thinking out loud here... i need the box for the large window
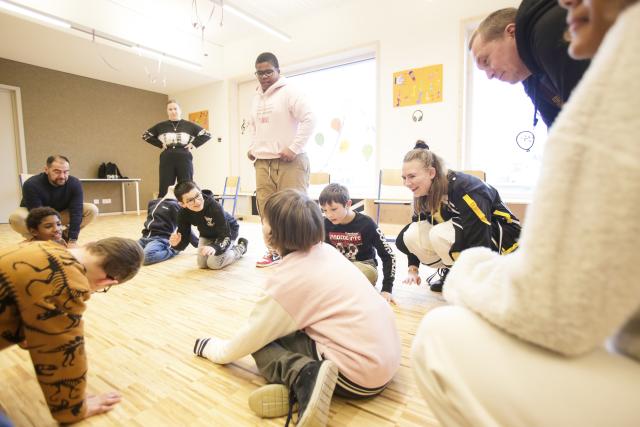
[464,26,548,201]
[288,58,377,197]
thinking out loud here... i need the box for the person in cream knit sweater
[411,1,640,426]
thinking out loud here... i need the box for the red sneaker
[255,252,281,268]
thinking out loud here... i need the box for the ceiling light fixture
[0,0,71,29]
[214,1,291,42]
[132,45,202,70]
[0,0,203,72]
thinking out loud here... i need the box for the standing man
[468,0,590,127]
[248,52,316,267]
[9,155,98,247]
[0,237,143,424]
[142,99,211,198]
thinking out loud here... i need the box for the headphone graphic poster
[412,109,423,123]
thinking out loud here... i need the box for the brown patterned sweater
[0,241,90,423]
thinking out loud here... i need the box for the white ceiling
[0,0,347,94]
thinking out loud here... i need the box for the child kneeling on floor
[170,181,248,270]
[193,189,401,427]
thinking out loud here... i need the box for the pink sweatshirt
[248,77,316,159]
[202,243,401,388]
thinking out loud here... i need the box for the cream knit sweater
[444,3,640,360]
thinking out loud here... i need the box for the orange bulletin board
[189,110,209,130]
[393,64,443,107]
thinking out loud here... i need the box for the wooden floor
[0,214,445,427]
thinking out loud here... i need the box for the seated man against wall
[9,155,98,247]
[0,237,143,424]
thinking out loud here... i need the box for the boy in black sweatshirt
[319,183,396,304]
[170,181,247,270]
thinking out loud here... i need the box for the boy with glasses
[248,52,316,268]
[170,181,248,270]
[0,237,143,423]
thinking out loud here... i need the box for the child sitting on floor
[25,207,66,246]
[319,183,397,304]
[193,189,401,427]
[170,181,248,270]
[138,185,198,265]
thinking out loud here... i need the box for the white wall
[173,0,518,196]
[169,81,231,193]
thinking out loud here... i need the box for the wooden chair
[218,176,241,217]
[463,170,486,181]
[373,169,412,225]
[308,172,331,202]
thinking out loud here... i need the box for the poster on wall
[189,110,210,130]
[393,64,443,107]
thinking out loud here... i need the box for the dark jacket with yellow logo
[0,242,90,424]
[407,171,521,267]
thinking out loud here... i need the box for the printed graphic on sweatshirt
[256,102,273,124]
[328,232,363,260]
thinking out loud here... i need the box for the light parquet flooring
[0,214,445,427]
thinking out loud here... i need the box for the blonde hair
[403,143,449,214]
[468,8,517,50]
[263,189,324,256]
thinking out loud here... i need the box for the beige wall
[0,57,167,214]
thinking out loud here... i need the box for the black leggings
[159,148,193,197]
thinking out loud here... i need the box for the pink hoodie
[248,77,316,159]
[202,243,401,388]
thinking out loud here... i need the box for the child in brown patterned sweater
[0,237,143,424]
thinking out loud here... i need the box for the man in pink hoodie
[248,52,316,268]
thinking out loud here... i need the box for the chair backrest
[375,169,412,226]
[462,170,486,182]
[309,172,330,186]
[377,169,409,200]
[308,172,331,201]
[19,173,34,186]
[224,176,240,193]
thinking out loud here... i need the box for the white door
[0,88,22,223]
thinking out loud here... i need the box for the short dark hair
[174,181,200,203]
[263,189,324,256]
[318,183,350,207]
[255,52,279,69]
[46,155,70,166]
[468,8,517,50]
[26,207,61,231]
[85,237,143,284]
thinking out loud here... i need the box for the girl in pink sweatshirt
[194,189,401,427]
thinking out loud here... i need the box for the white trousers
[411,306,640,427]
[403,220,455,268]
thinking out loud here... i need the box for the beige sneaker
[248,384,291,418]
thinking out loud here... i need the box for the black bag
[98,162,127,179]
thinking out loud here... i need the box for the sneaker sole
[255,261,279,268]
[296,360,338,427]
[248,384,290,418]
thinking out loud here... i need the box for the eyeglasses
[255,69,276,78]
[185,192,203,205]
[98,274,116,293]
